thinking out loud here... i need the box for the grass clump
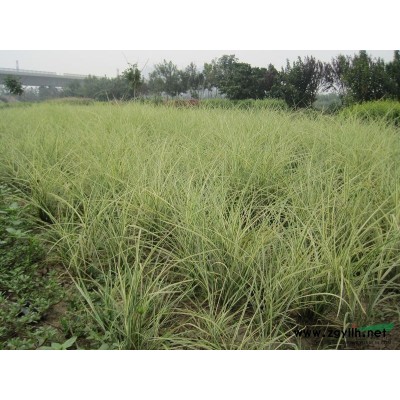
[200,98,288,111]
[45,97,96,106]
[0,102,399,349]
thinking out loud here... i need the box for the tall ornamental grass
[0,102,399,349]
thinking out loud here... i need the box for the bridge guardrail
[0,68,101,83]
[0,68,90,79]
[0,67,58,76]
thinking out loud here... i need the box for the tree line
[3,51,400,109]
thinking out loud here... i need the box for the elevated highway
[0,68,92,87]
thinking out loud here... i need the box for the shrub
[340,100,400,126]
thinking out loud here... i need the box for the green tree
[263,64,281,98]
[215,55,238,78]
[386,50,400,101]
[217,62,267,100]
[250,66,271,99]
[210,55,277,100]
[122,63,143,99]
[182,62,204,99]
[4,76,24,96]
[343,51,389,103]
[279,56,326,109]
[148,60,182,98]
[217,61,253,99]
[203,59,220,97]
[325,54,351,101]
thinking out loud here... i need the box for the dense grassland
[1,102,399,349]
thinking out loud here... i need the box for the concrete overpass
[0,67,92,87]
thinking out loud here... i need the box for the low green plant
[0,184,67,349]
[39,336,77,350]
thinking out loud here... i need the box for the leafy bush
[341,100,400,126]
[0,185,65,349]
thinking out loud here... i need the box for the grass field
[1,102,399,349]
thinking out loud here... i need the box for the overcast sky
[0,50,395,78]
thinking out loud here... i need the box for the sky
[2,2,396,79]
[0,50,395,78]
